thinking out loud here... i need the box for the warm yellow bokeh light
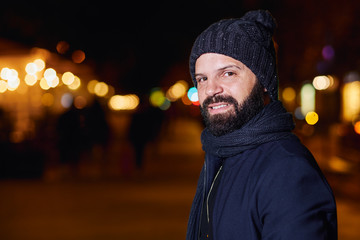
[87,80,98,94]
[25,74,38,86]
[2,68,19,82]
[109,94,139,110]
[0,80,7,93]
[68,76,81,90]
[25,62,38,75]
[313,75,330,90]
[47,76,59,88]
[44,68,57,82]
[33,59,45,71]
[342,81,360,122]
[282,87,296,102]
[301,83,316,116]
[305,111,319,125]
[166,80,188,101]
[40,77,50,90]
[94,82,109,97]
[7,77,20,90]
[62,72,75,85]
[0,68,10,80]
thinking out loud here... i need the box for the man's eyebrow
[194,73,205,78]
[217,64,242,71]
[194,64,242,78]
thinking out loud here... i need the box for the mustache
[202,95,238,108]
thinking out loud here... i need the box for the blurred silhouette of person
[83,99,110,176]
[128,99,164,170]
[56,104,86,178]
[0,108,13,178]
[186,10,337,240]
[84,99,110,148]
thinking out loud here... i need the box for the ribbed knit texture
[189,10,279,100]
[201,100,295,158]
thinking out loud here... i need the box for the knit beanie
[189,10,279,100]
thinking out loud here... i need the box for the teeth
[212,104,228,110]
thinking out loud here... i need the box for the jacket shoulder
[248,135,337,239]
[254,134,320,172]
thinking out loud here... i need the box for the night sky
[1,0,360,94]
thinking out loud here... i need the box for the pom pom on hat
[242,9,277,34]
[189,10,279,100]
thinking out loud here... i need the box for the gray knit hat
[189,10,279,100]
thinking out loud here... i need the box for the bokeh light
[25,74,38,86]
[68,76,81,90]
[354,121,360,135]
[187,87,199,105]
[61,93,73,108]
[40,77,50,90]
[0,80,7,93]
[166,80,188,101]
[56,41,70,54]
[33,59,45,71]
[25,62,38,75]
[282,87,296,102]
[94,82,109,97]
[301,83,315,116]
[44,68,57,87]
[74,96,87,109]
[87,80,98,94]
[62,72,75,85]
[108,94,139,110]
[313,75,333,90]
[322,45,335,61]
[305,111,319,125]
[7,77,20,90]
[72,50,86,63]
[150,88,166,108]
[342,81,360,122]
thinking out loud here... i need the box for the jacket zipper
[206,165,223,223]
[198,162,207,239]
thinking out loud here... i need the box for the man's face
[195,53,265,136]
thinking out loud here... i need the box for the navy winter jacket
[187,134,337,239]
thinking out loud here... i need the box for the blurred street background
[0,0,360,239]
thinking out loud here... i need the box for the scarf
[201,100,295,158]
[186,100,295,240]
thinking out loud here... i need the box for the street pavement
[0,118,359,240]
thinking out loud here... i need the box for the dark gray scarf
[201,100,295,158]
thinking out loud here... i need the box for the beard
[200,81,265,137]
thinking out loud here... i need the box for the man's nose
[205,78,223,96]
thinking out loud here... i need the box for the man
[186,10,337,240]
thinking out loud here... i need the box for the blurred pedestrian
[186,10,337,240]
[56,105,85,177]
[128,101,164,170]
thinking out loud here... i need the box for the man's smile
[208,102,232,114]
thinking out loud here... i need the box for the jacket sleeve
[254,155,337,240]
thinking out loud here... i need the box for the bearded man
[186,10,337,240]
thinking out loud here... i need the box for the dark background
[2,0,359,94]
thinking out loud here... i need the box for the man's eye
[197,77,207,83]
[224,72,234,77]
